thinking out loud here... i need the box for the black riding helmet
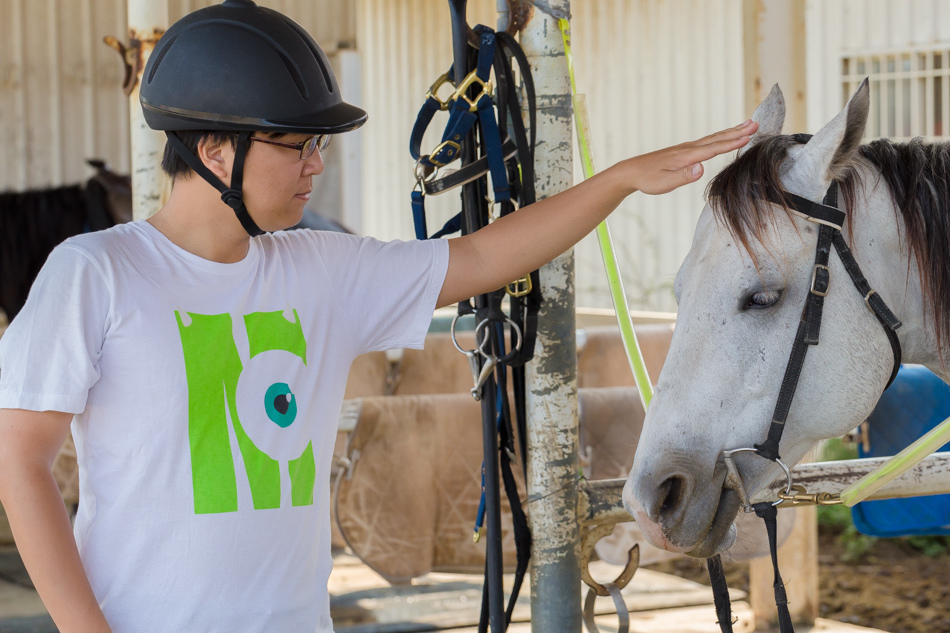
[140,0,367,236]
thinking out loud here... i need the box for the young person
[0,2,756,632]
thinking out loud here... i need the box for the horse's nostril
[658,475,687,516]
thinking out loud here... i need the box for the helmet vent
[278,52,308,99]
[313,52,333,94]
[286,22,334,94]
[146,34,178,84]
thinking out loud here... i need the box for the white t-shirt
[0,221,449,633]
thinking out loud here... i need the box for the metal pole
[496,0,510,31]
[520,3,581,632]
[127,0,168,220]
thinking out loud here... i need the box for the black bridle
[710,136,903,633]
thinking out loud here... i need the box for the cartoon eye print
[235,349,311,461]
[264,382,297,427]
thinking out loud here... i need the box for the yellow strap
[558,18,653,409]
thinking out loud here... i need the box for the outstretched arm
[0,409,113,633]
[437,120,757,308]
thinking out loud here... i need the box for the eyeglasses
[248,134,331,160]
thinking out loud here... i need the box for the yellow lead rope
[839,415,950,506]
[558,19,653,410]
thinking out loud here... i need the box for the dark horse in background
[0,161,350,320]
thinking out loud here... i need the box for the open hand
[627,120,758,195]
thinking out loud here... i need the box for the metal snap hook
[413,159,437,189]
[470,355,498,400]
[455,314,523,400]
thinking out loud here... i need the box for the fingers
[662,120,756,168]
[674,125,755,166]
[694,119,758,145]
[684,163,703,183]
[688,134,753,162]
[632,120,757,194]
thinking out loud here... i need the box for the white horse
[623,79,950,558]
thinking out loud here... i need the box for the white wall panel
[0,0,128,192]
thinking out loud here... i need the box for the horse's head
[623,80,906,558]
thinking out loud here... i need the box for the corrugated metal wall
[0,0,128,191]
[806,0,950,138]
[0,0,353,192]
[358,0,745,311]
[7,1,949,311]
[568,0,744,311]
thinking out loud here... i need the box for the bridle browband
[711,134,903,633]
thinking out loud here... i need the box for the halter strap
[754,185,839,462]
[713,181,904,633]
[830,230,903,388]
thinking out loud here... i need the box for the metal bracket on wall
[103,28,166,96]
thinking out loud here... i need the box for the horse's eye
[743,290,781,310]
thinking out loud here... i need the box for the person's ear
[197,136,234,183]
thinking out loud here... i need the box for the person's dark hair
[161,131,237,179]
[161,130,291,179]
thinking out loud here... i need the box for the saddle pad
[334,387,649,583]
[853,364,950,537]
[334,392,526,583]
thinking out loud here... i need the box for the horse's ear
[790,78,870,191]
[738,84,786,156]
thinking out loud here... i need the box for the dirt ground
[3,520,948,633]
[644,527,950,633]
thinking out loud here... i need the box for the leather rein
[709,135,903,633]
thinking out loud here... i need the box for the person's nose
[302,148,325,177]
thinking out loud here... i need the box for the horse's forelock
[708,133,950,362]
[705,135,801,260]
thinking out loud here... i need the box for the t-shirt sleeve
[322,234,449,355]
[0,244,110,414]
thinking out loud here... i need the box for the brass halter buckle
[425,72,456,111]
[506,275,533,298]
[452,69,494,111]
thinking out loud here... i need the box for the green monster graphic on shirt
[176,309,315,513]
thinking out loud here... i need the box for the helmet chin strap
[165,131,265,237]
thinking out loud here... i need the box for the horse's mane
[707,134,950,350]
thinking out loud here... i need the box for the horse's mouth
[684,487,741,559]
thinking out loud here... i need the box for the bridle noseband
[712,135,903,633]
